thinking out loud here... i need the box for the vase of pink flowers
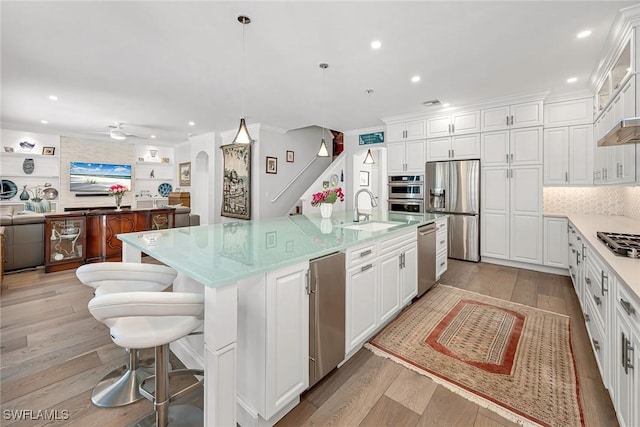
[311,187,345,219]
[108,184,128,211]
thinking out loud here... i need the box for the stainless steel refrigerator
[425,159,480,262]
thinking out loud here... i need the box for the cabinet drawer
[436,232,447,253]
[435,218,448,233]
[584,296,606,378]
[436,250,447,278]
[379,230,416,254]
[617,280,640,332]
[346,242,378,268]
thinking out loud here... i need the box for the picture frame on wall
[266,156,277,174]
[359,170,370,186]
[221,144,251,220]
[42,146,55,155]
[286,150,294,163]
[179,162,191,186]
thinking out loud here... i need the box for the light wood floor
[0,260,618,427]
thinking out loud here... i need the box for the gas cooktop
[597,232,640,258]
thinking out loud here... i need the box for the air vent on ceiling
[422,99,441,107]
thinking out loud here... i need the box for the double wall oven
[387,175,424,214]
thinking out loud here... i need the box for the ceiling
[1,1,637,145]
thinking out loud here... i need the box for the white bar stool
[89,292,204,427]
[77,262,178,407]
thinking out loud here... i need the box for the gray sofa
[174,206,200,228]
[1,206,45,271]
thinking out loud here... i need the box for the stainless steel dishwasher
[417,223,437,297]
[308,251,345,388]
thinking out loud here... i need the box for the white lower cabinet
[614,281,640,427]
[345,230,417,356]
[346,261,378,354]
[236,261,309,423]
[435,217,448,279]
[543,217,568,268]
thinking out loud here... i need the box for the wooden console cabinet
[45,208,175,271]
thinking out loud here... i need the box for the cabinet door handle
[585,277,591,285]
[506,153,509,163]
[593,295,601,306]
[622,333,627,371]
[506,116,510,126]
[305,269,311,295]
[439,261,446,267]
[568,243,573,247]
[565,172,568,182]
[510,153,514,163]
[601,271,608,295]
[584,313,590,322]
[360,249,372,257]
[511,115,515,125]
[399,254,403,268]
[440,240,446,245]
[451,124,455,134]
[582,244,586,260]
[451,149,454,158]
[361,264,373,272]
[592,339,600,352]
[620,298,636,316]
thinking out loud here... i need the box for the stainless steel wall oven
[387,175,424,214]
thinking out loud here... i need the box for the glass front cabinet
[45,214,87,272]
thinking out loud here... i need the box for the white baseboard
[481,257,569,276]
[170,338,205,370]
[237,396,299,427]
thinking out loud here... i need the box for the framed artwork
[179,162,191,186]
[266,156,277,174]
[265,231,277,249]
[221,144,251,219]
[286,150,294,162]
[42,146,55,155]
[359,170,370,186]
[358,131,384,145]
[161,157,170,163]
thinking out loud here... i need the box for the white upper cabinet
[543,125,593,185]
[544,98,593,127]
[388,140,425,174]
[481,127,543,167]
[481,100,543,132]
[426,111,481,138]
[426,133,480,161]
[386,119,426,142]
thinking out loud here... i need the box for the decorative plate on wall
[0,179,18,199]
[42,188,59,200]
[157,182,173,197]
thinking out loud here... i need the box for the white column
[121,242,141,262]
[204,282,238,426]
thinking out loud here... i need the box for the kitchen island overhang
[117,211,445,426]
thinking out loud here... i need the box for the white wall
[186,132,216,224]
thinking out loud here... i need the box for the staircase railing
[270,156,318,203]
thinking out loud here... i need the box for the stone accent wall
[623,186,640,220]
[60,137,135,209]
[543,186,624,215]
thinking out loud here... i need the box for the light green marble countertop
[117,211,446,287]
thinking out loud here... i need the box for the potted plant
[311,187,345,218]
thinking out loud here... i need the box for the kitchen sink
[341,222,400,232]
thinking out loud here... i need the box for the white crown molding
[381,90,549,125]
[343,125,385,137]
[544,89,593,104]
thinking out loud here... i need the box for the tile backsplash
[543,187,624,215]
[623,186,640,220]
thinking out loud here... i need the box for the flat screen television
[70,162,132,193]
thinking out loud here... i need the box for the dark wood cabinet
[45,208,175,270]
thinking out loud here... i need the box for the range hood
[597,117,640,146]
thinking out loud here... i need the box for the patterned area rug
[366,285,584,427]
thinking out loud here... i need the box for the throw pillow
[25,200,51,213]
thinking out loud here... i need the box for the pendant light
[232,15,254,144]
[363,89,375,164]
[317,63,330,157]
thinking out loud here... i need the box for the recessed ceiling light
[577,30,592,39]
[40,120,48,124]
[150,135,156,139]
[442,103,450,108]
[411,75,421,83]
[567,77,578,83]
[371,40,382,49]
[188,121,195,126]
[48,95,58,101]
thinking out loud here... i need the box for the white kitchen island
[117,211,444,426]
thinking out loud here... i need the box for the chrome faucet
[353,189,378,222]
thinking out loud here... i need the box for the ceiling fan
[87,123,148,141]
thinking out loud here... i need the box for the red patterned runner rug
[365,285,584,427]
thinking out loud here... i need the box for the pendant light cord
[321,66,325,141]
[241,20,246,118]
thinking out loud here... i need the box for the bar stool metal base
[131,404,203,427]
[92,364,152,407]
